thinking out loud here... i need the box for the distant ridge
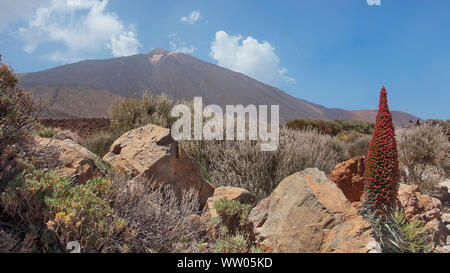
[18,48,419,126]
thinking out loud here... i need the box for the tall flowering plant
[362,86,400,217]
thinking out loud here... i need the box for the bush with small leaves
[214,198,252,234]
[209,198,258,253]
[81,131,116,158]
[213,233,248,253]
[1,169,133,253]
[109,92,177,137]
[286,118,374,136]
[34,122,55,138]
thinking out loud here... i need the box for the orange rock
[328,156,366,202]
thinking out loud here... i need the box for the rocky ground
[329,157,450,253]
[16,121,449,253]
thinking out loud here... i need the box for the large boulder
[103,124,215,207]
[32,136,103,184]
[397,183,446,248]
[328,156,365,202]
[248,168,375,253]
[204,186,256,218]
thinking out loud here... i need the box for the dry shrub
[344,135,371,160]
[336,130,366,142]
[111,174,204,253]
[0,223,36,253]
[182,127,341,200]
[0,228,20,253]
[109,92,177,137]
[396,123,449,194]
[81,131,115,158]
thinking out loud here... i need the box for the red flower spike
[363,86,400,216]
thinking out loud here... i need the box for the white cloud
[210,31,295,85]
[181,10,201,24]
[0,0,50,29]
[16,0,141,62]
[168,33,196,54]
[169,41,196,54]
[108,31,141,57]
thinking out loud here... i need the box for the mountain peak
[18,51,419,126]
[146,48,170,56]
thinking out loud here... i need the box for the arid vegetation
[286,118,374,136]
[0,55,39,188]
[182,128,342,200]
[1,58,449,253]
[396,123,449,195]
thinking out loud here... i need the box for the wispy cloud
[181,10,201,24]
[0,0,50,30]
[169,33,196,54]
[210,30,295,85]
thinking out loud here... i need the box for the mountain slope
[18,48,419,126]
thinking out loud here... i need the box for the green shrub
[0,169,132,253]
[209,198,257,253]
[34,122,55,138]
[214,233,248,253]
[81,131,115,158]
[286,118,374,136]
[93,157,113,175]
[285,119,334,135]
[214,198,252,234]
[109,92,177,137]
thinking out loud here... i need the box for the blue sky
[0,0,449,119]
